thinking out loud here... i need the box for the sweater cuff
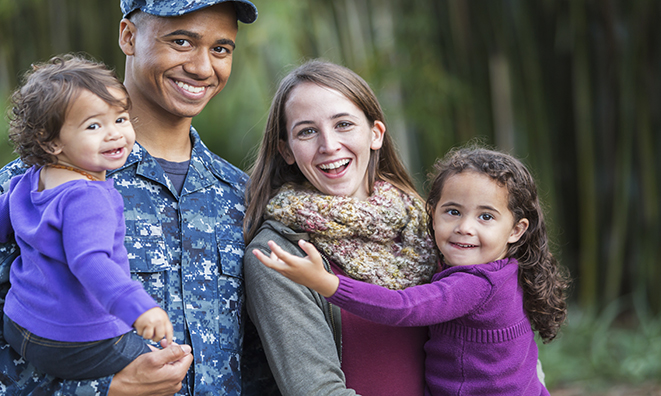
[327,275,357,305]
[110,284,160,327]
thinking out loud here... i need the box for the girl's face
[279,82,385,200]
[433,171,529,267]
[50,88,136,180]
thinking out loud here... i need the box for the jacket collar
[109,127,246,194]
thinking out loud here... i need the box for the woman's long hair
[425,146,570,342]
[244,59,416,243]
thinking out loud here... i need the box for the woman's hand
[253,239,340,297]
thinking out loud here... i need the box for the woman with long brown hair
[243,59,438,395]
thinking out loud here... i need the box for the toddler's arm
[253,239,340,298]
[133,307,173,346]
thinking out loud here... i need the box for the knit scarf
[265,181,438,289]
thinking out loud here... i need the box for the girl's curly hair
[7,53,130,167]
[426,145,570,343]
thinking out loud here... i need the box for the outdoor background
[1,0,660,394]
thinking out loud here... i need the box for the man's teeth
[176,81,205,94]
[319,159,349,170]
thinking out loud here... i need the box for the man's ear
[508,218,529,244]
[278,140,296,165]
[118,18,137,56]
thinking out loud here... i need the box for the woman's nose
[318,131,341,153]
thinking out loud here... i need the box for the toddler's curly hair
[7,53,130,167]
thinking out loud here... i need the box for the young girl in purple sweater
[0,55,174,380]
[254,146,570,395]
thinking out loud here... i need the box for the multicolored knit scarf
[265,181,438,290]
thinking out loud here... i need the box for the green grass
[539,297,661,392]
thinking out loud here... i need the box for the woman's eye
[336,121,352,129]
[297,128,316,138]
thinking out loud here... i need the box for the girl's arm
[259,240,493,327]
[253,239,339,297]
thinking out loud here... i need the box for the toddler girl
[254,146,569,395]
[0,54,173,380]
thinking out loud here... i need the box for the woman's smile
[280,82,385,200]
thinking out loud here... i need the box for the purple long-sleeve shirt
[328,257,549,396]
[0,166,157,342]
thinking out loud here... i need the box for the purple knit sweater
[328,257,549,395]
[0,166,157,342]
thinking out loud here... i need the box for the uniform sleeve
[60,185,157,327]
[328,271,492,327]
[244,228,358,396]
[0,176,20,243]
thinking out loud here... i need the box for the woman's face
[279,82,385,200]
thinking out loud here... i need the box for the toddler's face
[49,88,135,180]
[433,171,528,266]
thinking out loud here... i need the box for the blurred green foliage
[1,0,660,318]
[539,297,661,390]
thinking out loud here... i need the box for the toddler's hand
[253,239,340,297]
[134,307,174,346]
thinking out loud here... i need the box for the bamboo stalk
[570,0,599,308]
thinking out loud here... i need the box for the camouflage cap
[120,0,257,23]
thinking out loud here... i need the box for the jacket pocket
[215,224,245,280]
[125,229,171,306]
[125,235,170,272]
[214,224,245,352]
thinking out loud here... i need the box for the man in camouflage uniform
[0,0,258,394]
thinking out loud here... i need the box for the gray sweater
[244,220,353,396]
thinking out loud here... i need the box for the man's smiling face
[123,3,238,120]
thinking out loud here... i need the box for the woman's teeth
[319,159,349,171]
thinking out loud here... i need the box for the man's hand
[108,341,193,396]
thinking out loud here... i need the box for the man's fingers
[153,342,192,365]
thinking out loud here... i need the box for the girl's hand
[134,307,174,346]
[253,239,340,297]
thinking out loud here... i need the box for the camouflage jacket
[0,128,249,395]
